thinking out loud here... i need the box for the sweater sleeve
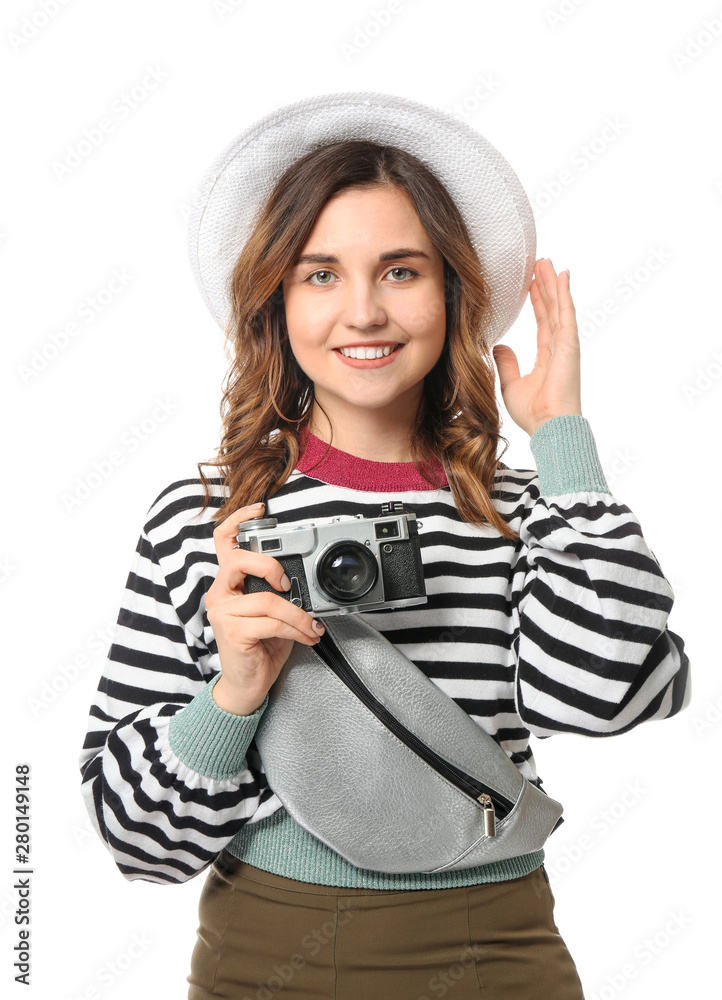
[78,496,273,885]
[512,415,691,739]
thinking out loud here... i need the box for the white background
[1,1,719,997]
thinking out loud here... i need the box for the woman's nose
[340,277,387,328]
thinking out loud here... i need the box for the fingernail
[248,502,264,510]
[312,619,325,633]
[281,573,291,590]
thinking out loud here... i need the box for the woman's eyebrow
[292,248,431,269]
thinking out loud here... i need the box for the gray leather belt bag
[253,613,564,874]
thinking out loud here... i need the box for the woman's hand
[205,503,325,715]
[491,257,583,437]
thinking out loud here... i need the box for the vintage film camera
[236,501,427,615]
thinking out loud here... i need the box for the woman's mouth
[333,343,404,369]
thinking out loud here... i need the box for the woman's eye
[388,266,414,281]
[307,270,335,285]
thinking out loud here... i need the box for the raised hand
[491,257,583,437]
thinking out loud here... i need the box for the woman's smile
[332,342,405,368]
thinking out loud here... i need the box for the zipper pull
[478,794,497,837]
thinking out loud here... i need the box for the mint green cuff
[167,673,270,780]
[529,415,610,497]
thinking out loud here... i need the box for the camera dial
[237,517,278,531]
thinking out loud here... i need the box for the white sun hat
[186,90,536,347]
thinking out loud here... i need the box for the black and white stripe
[79,466,691,883]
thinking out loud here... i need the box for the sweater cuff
[167,673,270,780]
[529,415,611,497]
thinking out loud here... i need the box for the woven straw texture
[186,90,536,347]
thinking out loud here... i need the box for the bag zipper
[313,629,515,833]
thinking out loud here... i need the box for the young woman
[79,92,690,999]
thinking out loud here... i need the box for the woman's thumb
[492,344,518,391]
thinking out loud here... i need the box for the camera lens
[316,542,377,603]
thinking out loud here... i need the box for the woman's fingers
[208,500,323,633]
[215,542,290,598]
[557,268,576,339]
[209,589,322,644]
[529,262,553,365]
[530,258,575,359]
[210,502,295,610]
[213,503,265,564]
[535,258,559,329]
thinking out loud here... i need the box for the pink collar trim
[296,425,448,491]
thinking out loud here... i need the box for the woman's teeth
[338,344,398,359]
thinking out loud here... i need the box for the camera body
[236,501,427,616]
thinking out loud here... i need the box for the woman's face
[280,183,446,444]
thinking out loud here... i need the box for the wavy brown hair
[195,139,520,541]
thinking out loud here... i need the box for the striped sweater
[78,414,691,888]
